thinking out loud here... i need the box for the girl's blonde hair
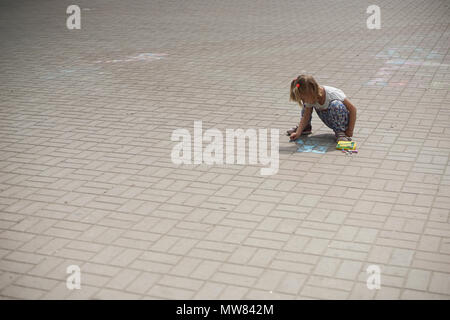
[289,75,320,106]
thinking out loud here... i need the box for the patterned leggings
[302,100,349,133]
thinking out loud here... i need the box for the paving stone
[429,272,450,295]
[336,261,363,280]
[405,269,432,291]
[313,257,341,277]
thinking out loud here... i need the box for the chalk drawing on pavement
[291,137,335,154]
[41,65,102,80]
[95,53,168,64]
[366,47,448,87]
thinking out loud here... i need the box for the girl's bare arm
[296,106,313,135]
[343,98,357,137]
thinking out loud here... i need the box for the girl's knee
[328,100,349,118]
[329,100,346,111]
[327,101,349,130]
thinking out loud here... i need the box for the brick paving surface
[0,0,449,299]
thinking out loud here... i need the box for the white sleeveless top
[304,85,346,111]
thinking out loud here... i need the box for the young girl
[287,75,357,142]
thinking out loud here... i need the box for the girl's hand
[290,132,300,141]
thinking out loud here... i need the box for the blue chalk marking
[302,145,315,152]
[387,59,406,65]
[312,146,328,154]
[291,137,332,154]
